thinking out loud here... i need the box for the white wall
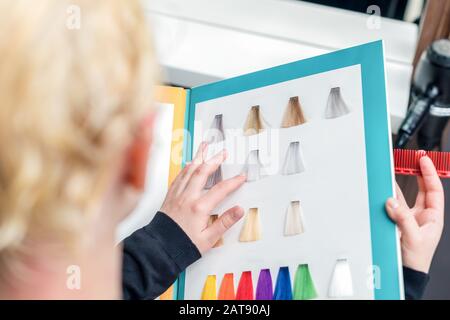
[143,0,418,133]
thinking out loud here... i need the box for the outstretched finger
[204,206,244,247]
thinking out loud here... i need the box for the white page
[185,65,374,299]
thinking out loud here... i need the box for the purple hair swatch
[256,269,273,300]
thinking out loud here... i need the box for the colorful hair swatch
[201,275,217,300]
[281,96,307,128]
[284,200,305,236]
[218,273,235,300]
[244,105,266,136]
[206,114,225,144]
[236,271,254,300]
[239,208,261,242]
[328,258,354,298]
[256,269,273,300]
[324,87,351,119]
[273,266,293,300]
[205,166,223,190]
[293,264,318,300]
[207,215,224,248]
[281,141,305,175]
[242,149,265,182]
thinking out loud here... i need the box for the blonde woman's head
[0,0,157,287]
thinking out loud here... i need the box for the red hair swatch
[218,273,235,300]
[236,271,254,300]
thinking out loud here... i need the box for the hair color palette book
[124,41,403,300]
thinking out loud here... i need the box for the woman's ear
[125,113,156,191]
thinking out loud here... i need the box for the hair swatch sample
[273,266,293,300]
[159,283,176,300]
[284,200,305,236]
[206,114,225,144]
[239,208,261,242]
[201,275,217,300]
[207,215,224,248]
[328,258,354,298]
[293,264,318,300]
[281,141,306,175]
[205,166,223,190]
[281,96,307,128]
[244,105,266,136]
[256,269,273,300]
[324,87,351,119]
[218,273,235,300]
[236,271,254,300]
[242,149,266,182]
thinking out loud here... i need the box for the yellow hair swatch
[201,275,217,300]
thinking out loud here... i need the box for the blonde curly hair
[0,0,157,274]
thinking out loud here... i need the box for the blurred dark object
[395,39,450,150]
[301,0,408,20]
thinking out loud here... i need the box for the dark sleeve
[403,266,430,300]
[122,211,201,300]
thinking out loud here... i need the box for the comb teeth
[394,149,450,178]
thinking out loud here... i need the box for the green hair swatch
[293,264,318,300]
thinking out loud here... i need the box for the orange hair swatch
[218,273,235,300]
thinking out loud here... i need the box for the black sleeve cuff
[403,266,430,300]
[143,211,201,271]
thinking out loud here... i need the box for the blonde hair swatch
[242,150,265,182]
[244,105,266,136]
[205,166,223,190]
[207,215,224,248]
[328,258,354,298]
[239,208,261,242]
[206,114,225,144]
[284,201,305,236]
[281,96,307,128]
[324,87,351,119]
[281,141,306,175]
[201,275,217,300]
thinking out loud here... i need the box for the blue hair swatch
[273,266,293,300]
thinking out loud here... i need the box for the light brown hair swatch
[243,105,266,136]
[208,214,224,248]
[281,96,307,128]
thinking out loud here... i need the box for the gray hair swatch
[281,141,305,175]
[242,149,266,182]
[205,166,223,189]
[206,114,225,144]
[324,87,351,119]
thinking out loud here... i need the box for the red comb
[393,149,450,178]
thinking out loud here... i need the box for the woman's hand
[161,142,246,254]
[386,155,444,273]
